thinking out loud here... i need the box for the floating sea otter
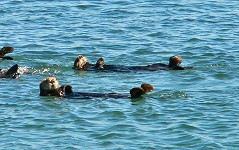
[0,46,21,78]
[0,64,20,78]
[0,46,14,60]
[73,55,192,72]
[40,76,154,99]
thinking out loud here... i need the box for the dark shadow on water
[130,97,146,105]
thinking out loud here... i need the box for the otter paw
[130,87,145,98]
[96,57,105,70]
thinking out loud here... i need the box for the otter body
[73,55,192,72]
[0,47,21,78]
[64,91,130,99]
[0,64,20,78]
[40,77,154,99]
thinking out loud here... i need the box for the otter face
[141,83,154,93]
[74,55,88,69]
[96,57,105,70]
[169,55,182,68]
[40,76,60,96]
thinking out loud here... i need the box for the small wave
[160,91,192,99]
[147,32,164,37]
[76,4,97,10]
[18,66,30,74]
[186,38,204,42]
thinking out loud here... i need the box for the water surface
[0,0,239,149]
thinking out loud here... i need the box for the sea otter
[39,76,64,97]
[0,46,25,78]
[0,64,20,78]
[40,76,154,99]
[73,55,192,72]
[0,46,14,60]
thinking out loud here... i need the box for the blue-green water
[1,0,239,149]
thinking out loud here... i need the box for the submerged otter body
[65,91,131,99]
[40,77,154,99]
[73,55,192,72]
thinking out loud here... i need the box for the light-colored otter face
[169,55,182,67]
[141,83,154,93]
[40,76,59,92]
[74,55,88,69]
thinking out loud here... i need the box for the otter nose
[49,80,55,84]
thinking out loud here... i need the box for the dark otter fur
[0,47,14,60]
[40,77,154,99]
[73,55,192,72]
[0,64,20,78]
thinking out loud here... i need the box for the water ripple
[0,0,239,149]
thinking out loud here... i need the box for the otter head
[74,55,89,70]
[141,83,154,94]
[40,76,60,96]
[96,57,105,70]
[130,83,154,98]
[169,55,182,68]
[0,46,14,57]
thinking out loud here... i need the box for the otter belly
[65,92,130,99]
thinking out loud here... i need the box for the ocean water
[0,0,239,149]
